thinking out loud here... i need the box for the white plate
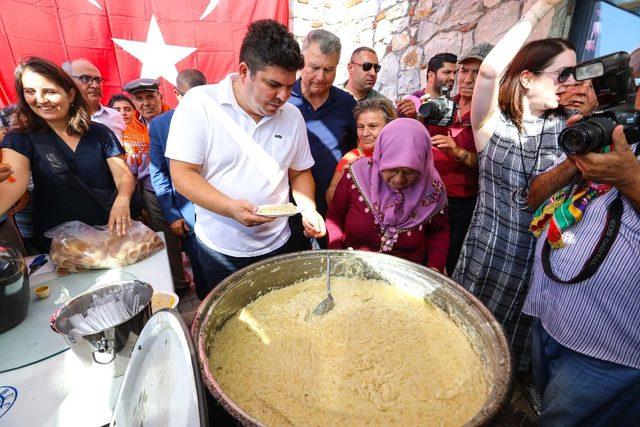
[255,203,301,218]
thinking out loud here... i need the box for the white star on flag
[87,0,102,9]
[112,15,196,85]
[200,0,220,20]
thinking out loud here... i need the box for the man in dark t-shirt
[287,29,357,249]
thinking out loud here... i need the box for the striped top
[523,145,640,369]
[452,112,566,372]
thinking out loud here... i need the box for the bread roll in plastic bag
[45,221,165,275]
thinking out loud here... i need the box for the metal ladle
[312,253,334,316]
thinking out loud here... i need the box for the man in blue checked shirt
[524,123,640,426]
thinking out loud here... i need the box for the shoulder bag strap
[194,91,285,193]
[28,132,112,214]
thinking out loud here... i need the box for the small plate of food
[151,291,179,313]
[255,202,301,218]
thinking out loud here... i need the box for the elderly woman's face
[381,167,421,191]
[357,110,387,153]
[21,70,75,125]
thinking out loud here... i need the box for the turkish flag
[0,0,289,107]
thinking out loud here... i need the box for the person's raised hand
[396,99,417,119]
[572,125,640,188]
[541,0,563,7]
[230,199,275,227]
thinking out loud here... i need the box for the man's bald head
[176,69,207,96]
[62,58,103,113]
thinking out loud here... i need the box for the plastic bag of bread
[45,220,165,275]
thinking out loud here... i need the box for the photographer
[523,124,640,425]
[408,52,457,111]
[524,49,640,423]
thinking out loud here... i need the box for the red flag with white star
[0,0,289,107]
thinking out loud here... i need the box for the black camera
[558,51,640,155]
[418,85,458,126]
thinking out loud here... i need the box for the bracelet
[529,3,549,23]
[455,149,470,163]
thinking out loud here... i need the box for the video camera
[418,85,458,127]
[558,51,640,155]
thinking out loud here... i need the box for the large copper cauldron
[192,250,513,425]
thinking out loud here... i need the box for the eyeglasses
[536,66,575,83]
[351,62,381,73]
[72,74,103,85]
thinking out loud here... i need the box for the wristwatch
[455,149,470,163]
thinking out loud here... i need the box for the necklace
[511,117,547,210]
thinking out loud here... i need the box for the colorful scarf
[530,180,612,248]
[350,118,447,252]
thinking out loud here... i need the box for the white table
[0,234,174,426]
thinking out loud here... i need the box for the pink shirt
[326,172,450,271]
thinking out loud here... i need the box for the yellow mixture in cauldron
[209,277,488,426]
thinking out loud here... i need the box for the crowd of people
[0,0,639,423]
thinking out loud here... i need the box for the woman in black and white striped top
[451,0,576,372]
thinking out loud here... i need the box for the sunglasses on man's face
[352,62,382,73]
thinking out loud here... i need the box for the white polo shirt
[92,104,125,142]
[165,73,314,257]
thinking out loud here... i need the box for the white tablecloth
[0,233,174,427]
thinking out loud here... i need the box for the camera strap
[541,143,640,284]
[541,193,622,284]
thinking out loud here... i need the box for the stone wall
[290,0,574,100]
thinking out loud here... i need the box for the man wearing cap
[62,59,125,141]
[421,44,492,274]
[123,78,190,293]
[166,20,325,292]
[343,47,389,102]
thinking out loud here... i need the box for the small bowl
[151,291,179,313]
[34,285,50,299]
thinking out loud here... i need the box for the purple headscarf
[349,118,446,252]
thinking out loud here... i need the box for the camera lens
[418,100,444,121]
[559,126,592,155]
[559,117,615,155]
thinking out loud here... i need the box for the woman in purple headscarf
[326,118,450,271]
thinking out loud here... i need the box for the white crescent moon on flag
[199,0,220,20]
[87,0,102,9]
[87,0,219,20]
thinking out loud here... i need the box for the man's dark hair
[176,69,207,93]
[427,52,458,76]
[239,19,304,73]
[350,46,376,63]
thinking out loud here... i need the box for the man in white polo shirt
[166,20,325,292]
